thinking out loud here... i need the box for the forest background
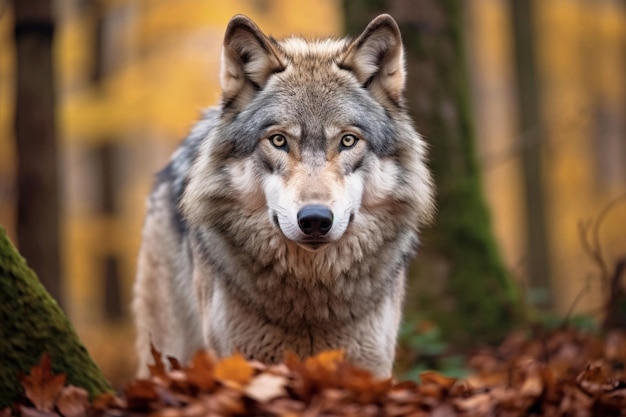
[0,0,625,387]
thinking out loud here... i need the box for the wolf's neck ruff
[133,14,435,378]
[192,222,412,326]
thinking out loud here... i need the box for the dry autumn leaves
[7,329,626,417]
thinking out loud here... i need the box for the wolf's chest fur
[192,220,410,325]
[133,14,434,378]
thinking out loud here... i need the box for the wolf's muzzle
[297,205,333,236]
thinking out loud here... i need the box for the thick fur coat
[133,14,435,378]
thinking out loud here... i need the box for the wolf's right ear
[220,15,285,111]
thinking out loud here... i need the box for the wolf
[133,13,435,378]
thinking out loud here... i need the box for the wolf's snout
[297,205,333,236]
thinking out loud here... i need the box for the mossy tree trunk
[344,0,522,345]
[0,227,111,408]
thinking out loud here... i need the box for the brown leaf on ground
[55,386,88,417]
[203,387,246,415]
[148,343,167,378]
[124,379,160,411]
[305,349,344,373]
[18,405,59,417]
[420,371,457,390]
[167,356,182,371]
[91,392,126,411]
[185,351,216,392]
[213,353,253,388]
[20,354,67,413]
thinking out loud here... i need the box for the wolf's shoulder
[147,108,220,234]
[155,108,220,192]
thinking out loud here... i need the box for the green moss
[0,226,111,408]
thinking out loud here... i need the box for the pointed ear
[340,14,405,106]
[220,15,285,111]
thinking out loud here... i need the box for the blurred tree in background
[10,0,62,307]
[345,0,522,345]
[510,0,553,311]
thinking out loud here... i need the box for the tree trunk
[0,227,111,408]
[12,0,62,306]
[510,0,553,311]
[344,0,522,344]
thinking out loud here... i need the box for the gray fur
[133,14,435,378]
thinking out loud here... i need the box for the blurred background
[1,0,625,386]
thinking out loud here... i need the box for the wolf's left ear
[220,15,285,111]
[340,14,405,106]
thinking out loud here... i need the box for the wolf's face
[183,15,434,254]
[258,115,367,251]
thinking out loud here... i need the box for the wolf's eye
[340,134,358,149]
[269,134,288,150]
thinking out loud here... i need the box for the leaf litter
[8,328,626,416]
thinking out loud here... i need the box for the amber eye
[269,134,288,150]
[340,134,358,149]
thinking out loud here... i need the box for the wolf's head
[183,15,434,255]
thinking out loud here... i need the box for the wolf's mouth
[297,240,329,251]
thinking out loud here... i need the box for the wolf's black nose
[297,205,333,236]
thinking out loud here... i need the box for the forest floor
[11,326,626,417]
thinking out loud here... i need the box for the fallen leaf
[18,406,58,417]
[453,391,493,414]
[338,365,391,403]
[167,356,182,371]
[604,330,626,363]
[430,403,456,417]
[152,407,184,417]
[261,398,305,416]
[91,392,126,410]
[384,402,421,417]
[56,386,89,417]
[203,388,245,414]
[20,354,67,412]
[213,354,253,388]
[178,400,207,417]
[518,360,544,397]
[244,373,288,402]
[125,379,160,411]
[305,350,344,373]
[148,343,167,378]
[420,371,457,390]
[186,351,216,392]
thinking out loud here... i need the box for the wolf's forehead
[278,37,349,60]
[276,37,351,80]
[270,43,357,106]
